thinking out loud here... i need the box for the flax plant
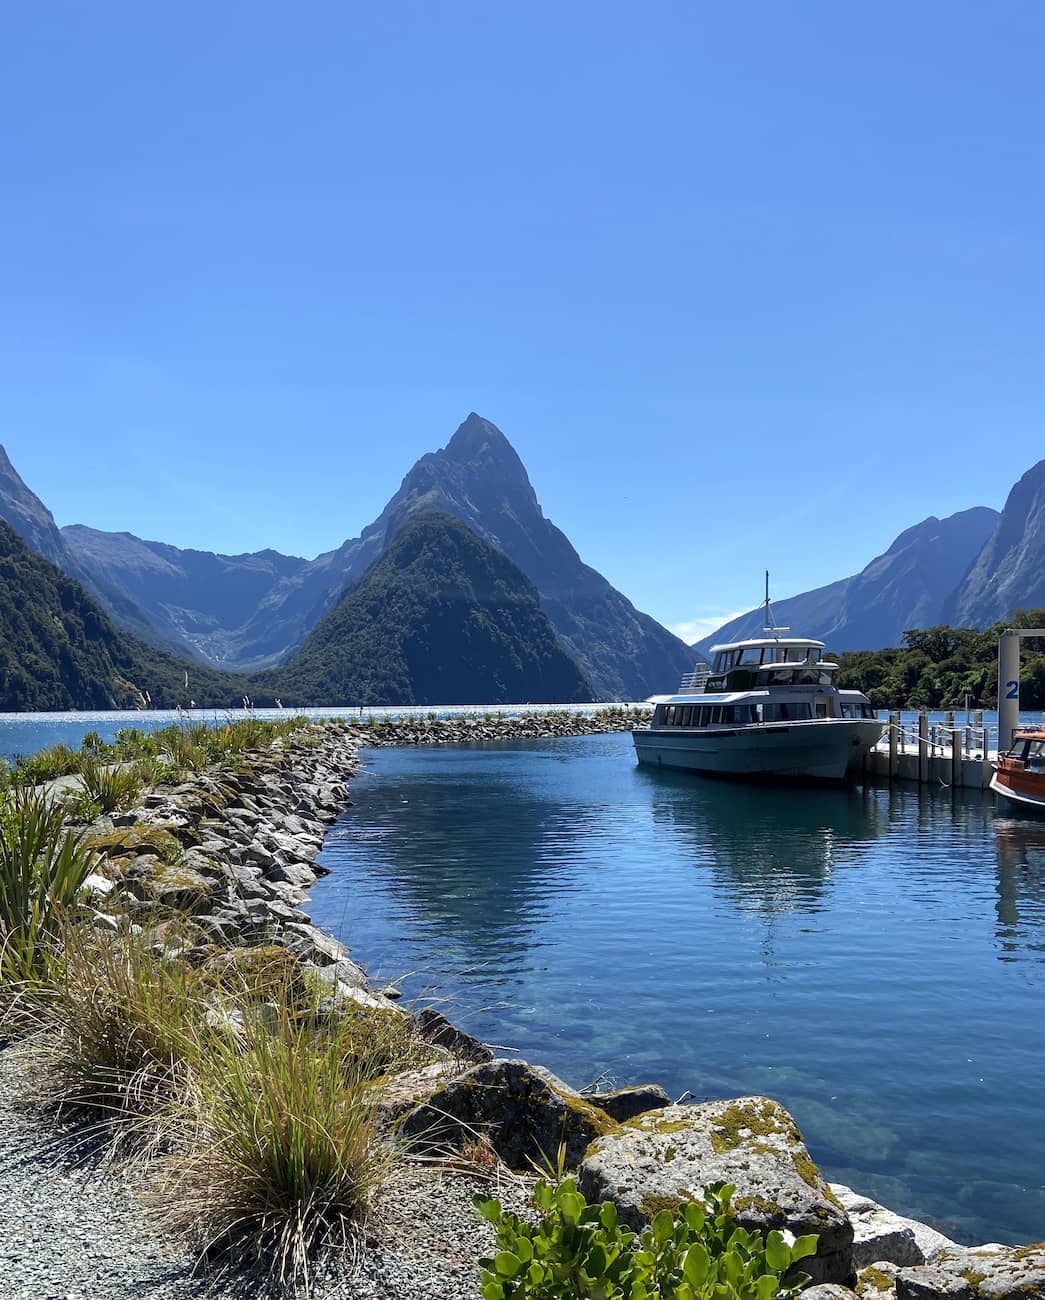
[77,755,145,813]
[0,788,99,1015]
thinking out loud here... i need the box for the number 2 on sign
[1006,680,1019,700]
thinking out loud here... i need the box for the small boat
[990,728,1045,814]
[632,577,884,781]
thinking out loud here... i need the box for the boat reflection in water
[638,762,885,918]
[993,816,1045,962]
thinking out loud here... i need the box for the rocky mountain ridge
[11,414,693,699]
[696,505,1002,654]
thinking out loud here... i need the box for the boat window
[815,699,830,719]
[764,702,813,722]
[733,704,754,724]
[1025,740,1045,771]
[680,706,692,726]
[739,647,762,665]
[709,706,721,724]
[862,703,876,718]
[840,702,854,719]
[665,705,676,725]
[720,706,734,724]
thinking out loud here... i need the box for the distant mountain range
[0,415,693,703]
[696,458,1045,654]
[6,415,1045,711]
[0,510,592,711]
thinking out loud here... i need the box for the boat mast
[763,570,788,639]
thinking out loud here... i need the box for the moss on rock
[87,825,184,864]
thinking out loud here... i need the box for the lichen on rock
[578,1095,854,1286]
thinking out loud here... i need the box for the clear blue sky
[2,1,1043,641]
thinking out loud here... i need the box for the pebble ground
[0,1045,534,1300]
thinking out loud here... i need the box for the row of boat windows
[711,645,823,673]
[660,700,876,728]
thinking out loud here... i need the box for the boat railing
[678,668,710,694]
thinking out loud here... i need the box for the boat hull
[632,719,884,781]
[989,773,1045,815]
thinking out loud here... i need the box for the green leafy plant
[0,787,99,1010]
[77,756,144,814]
[474,1178,817,1300]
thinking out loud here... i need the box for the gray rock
[79,872,114,898]
[90,910,120,933]
[831,1185,956,1267]
[805,1288,860,1300]
[578,1096,853,1286]
[415,1007,493,1064]
[897,1246,1045,1300]
[399,1057,620,1170]
[592,1083,672,1123]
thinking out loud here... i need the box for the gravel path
[0,1043,534,1300]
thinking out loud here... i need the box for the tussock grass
[152,997,395,1294]
[12,741,83,786]
[26,923,209,1140]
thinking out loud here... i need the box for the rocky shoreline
[3,713,1043,1300]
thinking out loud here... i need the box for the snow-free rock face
[577,1096,854,1286]
[895,1244,1045,1300]
[945,459,1045,628]
[56,414,693,696]
[696,507,1000,656]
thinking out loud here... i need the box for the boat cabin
[704,638,837,694]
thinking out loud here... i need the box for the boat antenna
[763,570,789,638]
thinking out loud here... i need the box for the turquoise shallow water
[309,732,1045,1247]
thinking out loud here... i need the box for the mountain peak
[445,412,515,459]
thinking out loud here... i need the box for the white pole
[998,630,1021,755]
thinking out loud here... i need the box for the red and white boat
[990,727,1045,814]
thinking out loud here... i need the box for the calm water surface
[310,733,1045,1247]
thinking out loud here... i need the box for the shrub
[474,1179,817,1300]
[12,742,83,786]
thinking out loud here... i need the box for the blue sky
[2,1,1043,641]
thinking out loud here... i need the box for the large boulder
[832,1184,957,1268]
[896,1245,1045,1300]
[578,1096,854,1286]
[398,1057,621,1169]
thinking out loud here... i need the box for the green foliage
[835,608,1045,709]
[0,519,263,710]
[474,1178,816,1300]
[0,787,99,1006]
[12,742,83,786]
[77,756,144,813]
[151,994,394,1293]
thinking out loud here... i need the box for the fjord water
[311,732,1045,1247]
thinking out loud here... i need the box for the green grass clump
[13,742,83,786]
[77,755,145,814]
[153,999,393,1293]
[26,922,209,1136]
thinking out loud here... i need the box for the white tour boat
[633,592,883,780]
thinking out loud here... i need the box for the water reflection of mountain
[638,767,884,915]
[319,747,598,966]
[993,817,1045,961]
